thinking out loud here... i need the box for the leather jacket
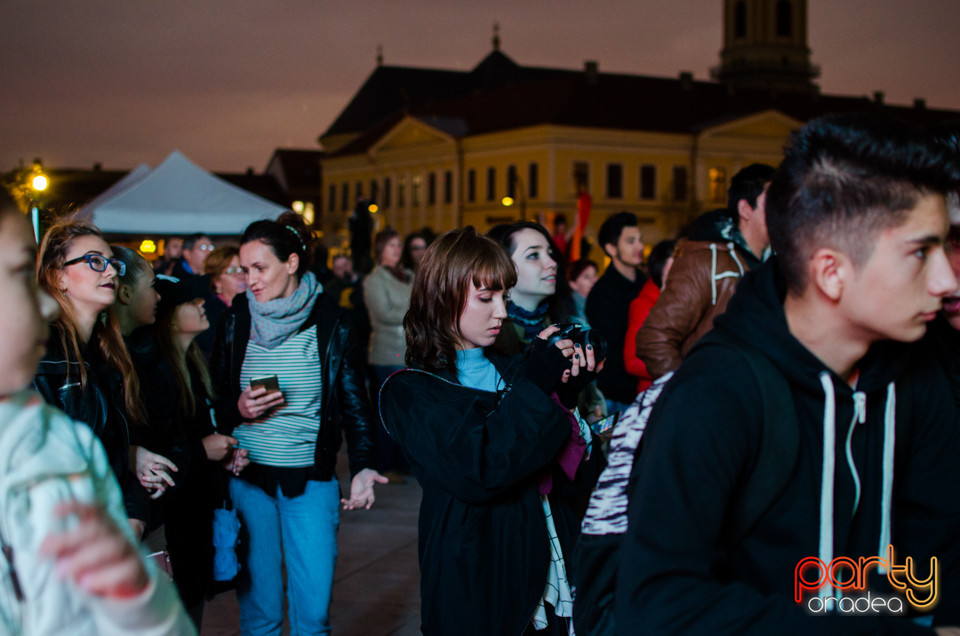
[209,291,376,480]
[32,325,148,522]
[636,238,751,379]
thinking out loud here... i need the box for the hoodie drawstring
[845,392,867,516]
[818,376,898,602]
[878,382,896,574]
[817,373,837,601]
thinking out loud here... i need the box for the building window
[776,0,792,37]
[444,170,453,204]
[467,169,476,202]
[486,167,496,202]
[709,167,727,202]
[328,185,336,214]
[606,164,623,199]
[341,183,349,211]
[734,1,747,39]
[383,177,391,208]
[528,163,539,199]
[428,172,436,205]
[506,165,518,198]
[355,181,363,203]
[573,162,590,194]
[370,180,379,203]
[640,165,656,200]
[672,166,688,201]
[412,175,421,207]
[398,178,406,207]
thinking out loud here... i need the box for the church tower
[712,0,819,93]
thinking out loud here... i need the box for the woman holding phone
[210,212,384,635]
[379,227,597,635]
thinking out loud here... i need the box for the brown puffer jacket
[635,238,750,379]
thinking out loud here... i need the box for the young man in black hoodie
[616,114,960,634]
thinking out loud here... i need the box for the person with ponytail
[34,221,153,539]
[210,211,385,635]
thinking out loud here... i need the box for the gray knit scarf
[248,271,321,349]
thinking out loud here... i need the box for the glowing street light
[31,174,48,191]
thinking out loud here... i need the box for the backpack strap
[694,328,800,546]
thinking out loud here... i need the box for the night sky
[3,0,959,173]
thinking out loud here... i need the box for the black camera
[546,323,607,362]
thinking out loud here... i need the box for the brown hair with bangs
[404,226,517,378]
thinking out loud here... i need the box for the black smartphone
[249,374,280,394]
[590,412,620,436]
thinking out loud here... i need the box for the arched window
[776,0,792,37]
[734,1,747,39]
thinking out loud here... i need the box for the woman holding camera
[210,212,384,636]
[379,227,597,635]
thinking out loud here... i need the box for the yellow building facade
[320,110,798,250]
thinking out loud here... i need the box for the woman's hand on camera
[238,385,285,420]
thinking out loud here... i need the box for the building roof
[265,148,324,194]
[324,49,960,157]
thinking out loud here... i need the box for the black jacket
[379,353,579,636]
[585,266,646,404]
[209,290,376,482]
[32,324,150,523]
[127,326,217,605]
[616,260,960,634]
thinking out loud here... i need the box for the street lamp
[26,161,47,242]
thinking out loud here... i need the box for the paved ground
[200,458,422,636]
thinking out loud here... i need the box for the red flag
[571,191,591,261]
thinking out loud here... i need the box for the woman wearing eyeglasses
[34,221,153,540]
[203,246,246,339]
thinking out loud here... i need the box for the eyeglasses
[63,254,126,277]
[223,266,244,276]
[197,244,215,252]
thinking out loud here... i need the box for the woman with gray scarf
[210,212,385,636]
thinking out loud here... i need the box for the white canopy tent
[76,151,286,235]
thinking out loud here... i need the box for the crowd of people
[3,112,960,636]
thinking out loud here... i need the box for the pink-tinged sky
[2,0,958,174]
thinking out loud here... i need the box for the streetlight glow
[368,203,379,213]
[31,175,48,191]
[502,196,515,207]
[139,240,157,254]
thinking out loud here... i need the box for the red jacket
[623,279,660,393]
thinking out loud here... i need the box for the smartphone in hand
[249,374,280,394]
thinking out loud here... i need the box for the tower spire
[376,44,383,66]
[492,22,500,51]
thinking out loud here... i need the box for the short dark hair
[240,211,313,278]
[767,114,960,293]
[647,239,677,289]
[598,211,638,256]
[182,233,211,251]
[568,258,597,283]
[727,163,776,213]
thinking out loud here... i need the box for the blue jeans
[230,477,341,636]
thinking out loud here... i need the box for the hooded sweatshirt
[616,259,960,634]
